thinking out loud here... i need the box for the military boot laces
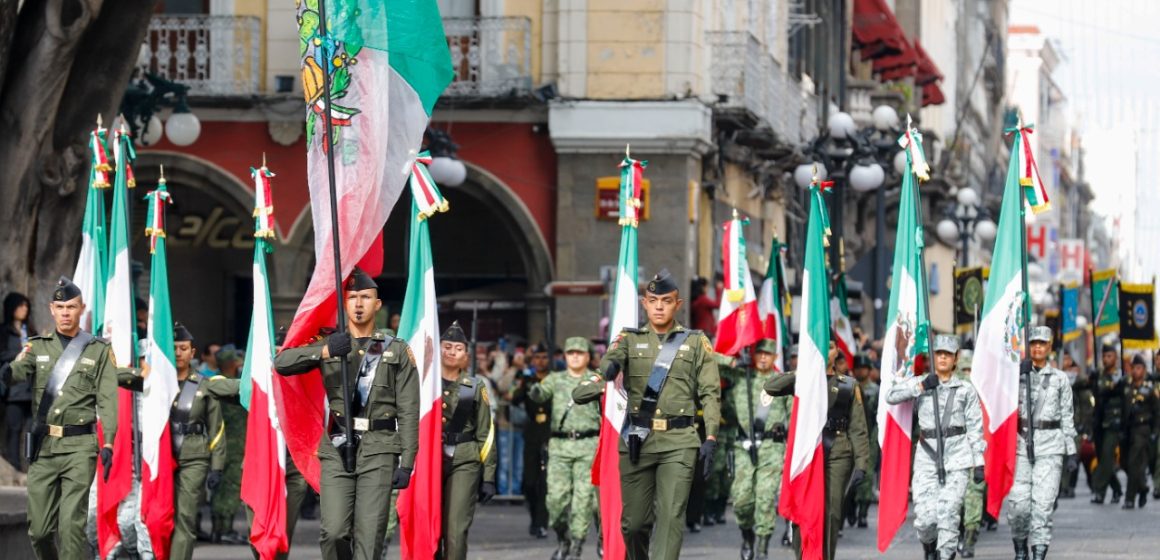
[755,534,771,560]
[1014,538,1030,560]
[922,540,937,560]
[740,528,756,560]
[1031,544,1049,560]
[960,529,977,558]
[566,538,584,560]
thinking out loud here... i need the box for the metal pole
[960,220,970,268]
[873,183,886,339]
[317,0,355,473]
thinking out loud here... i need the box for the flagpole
[1015,124,1035,463]
[316,0,355,472]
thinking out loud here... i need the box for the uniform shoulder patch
[404,344,416,364]
[480,384,490,405]
[700,336,714,354]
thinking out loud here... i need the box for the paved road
[188,472,1159,559]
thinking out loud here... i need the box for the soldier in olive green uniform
[211,344,248,544]
[1062,351,1093,498]
[703,357,736,527]
[572,270,721,560]
[438,322,498,560]
[849,353,878,530]
[1122,354,1159,510]
[274,268,419,560]
[730,339,790,560]
[764,343,870,560]
[529,337,602,560]
[9,277,119,559]
[1091,343,1126,504]
[513,344,552,538]
[169,323,227,560]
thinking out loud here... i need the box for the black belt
[552,430,600,440]
[739,428,786,444]
[35,422,96,438]
[921,426,966,439]
[328,412,398,434]
[442,432,474,445]
[629,415,695,432]
[1019,419,1060,431]
[824,417,850,433]
[171,422,206,436]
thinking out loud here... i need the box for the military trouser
[1125,429,1153,502]
[962,477,985,530]
[855,428,879,506]
[171,457,210,560]
[523,437,549,530]
[440,457,481,560]
[212,456,244,535]
[1092,430,1122,497]
[318,446,399,560]
[27,450,96,560]
[546,442,598,540]
[703,435,732,518]
[912,457,969,558]
[1152,433,1160,492]
[619,447,696,560]
[730,442,784,536]
[1007,454,1062,546]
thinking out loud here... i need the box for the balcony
[708,31,819,147]
[442,16,532,98]
[138,16,261,97]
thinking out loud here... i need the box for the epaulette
[372,330,388,341]
[460,377,474,387]
[27,333,47,342]
[623,327,646,335]
[190,373,201,382]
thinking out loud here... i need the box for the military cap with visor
[564,336,590,353]
[1029,326,1053,343]
[933,334,961,354]
[754,339,779,355]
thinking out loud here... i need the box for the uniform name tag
[354,418,370,431]
[36,355,49,362]
[80,358,96,366]
[635,343,650,349]
[679,345,690,351]
[385,351,394,358]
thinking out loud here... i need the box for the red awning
[922,82,946,107]
[853,0,908,60]
[914,41,944,86]
[873,38,917,80]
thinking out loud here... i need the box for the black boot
[922,540,937,560]
[596,525,604,559]
[1031,544,1048,560]
[704,513,716,527]
[961,528,977,558]
[1090,492,1105,504]
[552,527,569,560]
[857,502,869,528]
[1111,489,1122,504]
[755,534,770,560]
[1014,538,1029,560]
[780,524,791,547]
[566,538,584,560]
[1139,490,1148,508]
[941,552,956,560]
[740,529,755,560]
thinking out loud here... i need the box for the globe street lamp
[120,72,202,147]
[936,187,997,267]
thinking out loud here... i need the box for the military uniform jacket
[886,375,986,469]
[9,331,119,455]
[1094,371,1127,431]
[1124,381,1160,437]
[441,372,497,482]
[274,331,420,468]
[529,371,602,458]
[514,373,553,442]
[173,373,227,470]
[860,379,880,434]
[579,323,721,453]
[731,369,790,448]
[1017,364,1077,457]
[765,372,871,472]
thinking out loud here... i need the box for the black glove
[698,439,717,479]
[99,447,114,482]
[973,466,985,484]
[1020,359,1033,375]
[921,373,940,391]
[770,423,787,441]
[326,332,353,358]
[391,467,412,490]
[478,481,497,504]
[602,361,621,381]
[207,470,223,490]
[1066,454,1079,473]
[849,468,866,489]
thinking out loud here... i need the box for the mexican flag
[239,164,289,559]
[715,213,764,356]
[139,179,179,559]
[96,123,137,558]
[973,124,1037,517]
[396,158,449,560]
[758,236,791,371]
[876,124,931,551]
[280,0,454,489]
[74,122,110,333]
[591,155,646,560]
[779,180,832,559]
[830,272,857,369]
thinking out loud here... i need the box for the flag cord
[316,0,356,472]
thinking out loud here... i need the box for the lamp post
[936,187,998,267]
[119,72,202,147]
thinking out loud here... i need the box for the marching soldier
[9,277,119,559]
[512,344,552,539]
[169,322,227,560]
[210,344,247,544]
[438,322,498,560]
[729,339,790,560]
[1061,351,1093,498]
[1008,327,1077,560]
[1122,354,1159,510]
[885,335,985,560]
[274,268,420,560]
[954,350,984,558]
[528,337,602,560]
[849,353,878,530]
[765,342,870,560]
[573,269,721,560]
[1091,343,1126,504]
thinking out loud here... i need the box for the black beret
[343,267,378,292]
[174,322,194,342]
[442,321,468,344]
[1101,343,1116,354]
[646,268,679,295]
[52,276,82,302]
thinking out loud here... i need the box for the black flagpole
[316,0,355,473]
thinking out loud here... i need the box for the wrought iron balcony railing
[442,16,533,98]
[138,15,261,97]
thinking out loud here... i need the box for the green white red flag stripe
[830,273,857,369]
[1014,123,1050,214]
[75,122,110,334]
[715,212,764,355]
[758,236,790,371]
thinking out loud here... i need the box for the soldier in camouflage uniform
[1122,354,1159,510]
[954,350,984,558]
[849,353,878,530]
[1007,327,1078,560]
[1091,343,1126,504]
[211,344,248,544]
[529,337,602,560]
[885,334,985,560]
[730,339,789,560]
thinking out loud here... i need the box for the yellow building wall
[585,0,665,98]
[503,0,545,87]
[236,0,268,93]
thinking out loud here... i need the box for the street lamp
[425,127,467,187]
[936,187,997,267]
[120,72,202,146]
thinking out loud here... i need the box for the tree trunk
[0,0,160,317]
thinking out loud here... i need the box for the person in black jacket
[0,292,34,470]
